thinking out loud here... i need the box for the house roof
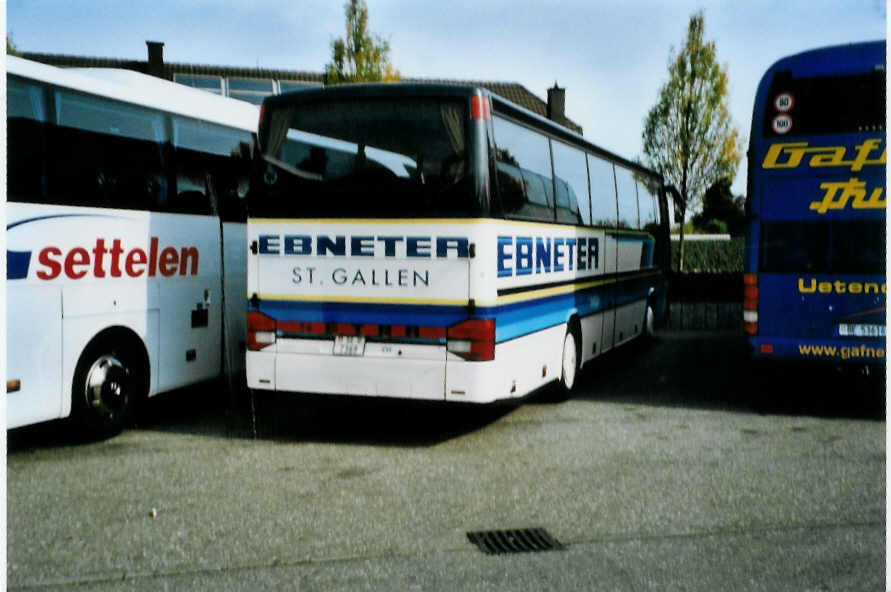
[20,50,583,134]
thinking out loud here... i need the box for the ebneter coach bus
[744,41,885,370]
[246,84,670,403]
[7,57,257,436]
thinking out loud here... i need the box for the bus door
[150,212,222,391]
[168,117,254,388]
[600,232,618,353]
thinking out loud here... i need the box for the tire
[71,338,143,439]
[558,327,580,394]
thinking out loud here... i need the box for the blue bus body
[745,41,885,368]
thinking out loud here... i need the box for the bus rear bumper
[247,350,447,401]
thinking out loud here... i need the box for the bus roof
[749,40,885,148]
[7,55,259,133]
[263,82,662,183]
[761,40,885,80]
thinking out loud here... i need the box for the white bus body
[246,86,669,404]
[247,218,657,403]
[6,57,258,435]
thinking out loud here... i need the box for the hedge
[670,237,744,273]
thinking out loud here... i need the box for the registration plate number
[333,336,366,356]
[838,323,885,338]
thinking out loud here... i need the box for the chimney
[146,41,165,78]
[547,82,566,126]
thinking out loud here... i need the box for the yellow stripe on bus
[493,270,660,306]
[255,293,470,306]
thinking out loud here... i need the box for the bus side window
[492,115,554,222]
[615,166,639,230]
[50,90,167,211]
[551,140,588,225]
[495,159,526,213]
[588,154,617,229]
[172,117,253,219]
[7,77,48,203]
[637,178,660,233]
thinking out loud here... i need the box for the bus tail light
[447,318,495,361]
[247,311,276,351]
[743,273,758,335]
[471,95,492,120]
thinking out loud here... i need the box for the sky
[5,0,887,197]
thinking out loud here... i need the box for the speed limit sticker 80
[774,93,794,112]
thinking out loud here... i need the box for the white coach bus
[246,84,671,403]
[6,56,257,436]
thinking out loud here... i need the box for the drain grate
[466,528,564,555]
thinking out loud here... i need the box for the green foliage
[325,0,400,84]
[7,35,20,55]
[692,178,745,236]
[642,11,742,271]
[670,238,744,273]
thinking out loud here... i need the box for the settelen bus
[744,41,885,370]
[246,84,670,403]
[7,57,257,436]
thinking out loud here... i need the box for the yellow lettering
[851,187,885,210]
[762,142,808,169]
[811,178,862,213]
[798,278,884,295]
[763,139,884,172]
[851,138,884,171]
[808,146,851,168]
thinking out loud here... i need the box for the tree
[692,178,745,236]
[7,35,20,55]
[642,11,741,271]
[325,0,399,84]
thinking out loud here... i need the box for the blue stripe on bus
[253,275,654,344]
[7,251,31,280]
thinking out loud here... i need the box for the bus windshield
[252,98,479,218]
[763,69,885,137]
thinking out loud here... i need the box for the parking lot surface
[8,331,885,591]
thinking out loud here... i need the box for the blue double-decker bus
[744,41,885,372]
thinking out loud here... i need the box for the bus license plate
[333,336,366,356]
[838,324,885,338]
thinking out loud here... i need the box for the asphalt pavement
[7,331,885,591]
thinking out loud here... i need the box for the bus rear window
[251,99,479,218]
[760,220,885,274]
[763,69,885,137]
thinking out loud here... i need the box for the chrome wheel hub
[84,355,129,419]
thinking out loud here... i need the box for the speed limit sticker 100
[772,114,793,135]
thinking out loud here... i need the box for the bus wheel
[558,328,580,394]
[72,340,141,439]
